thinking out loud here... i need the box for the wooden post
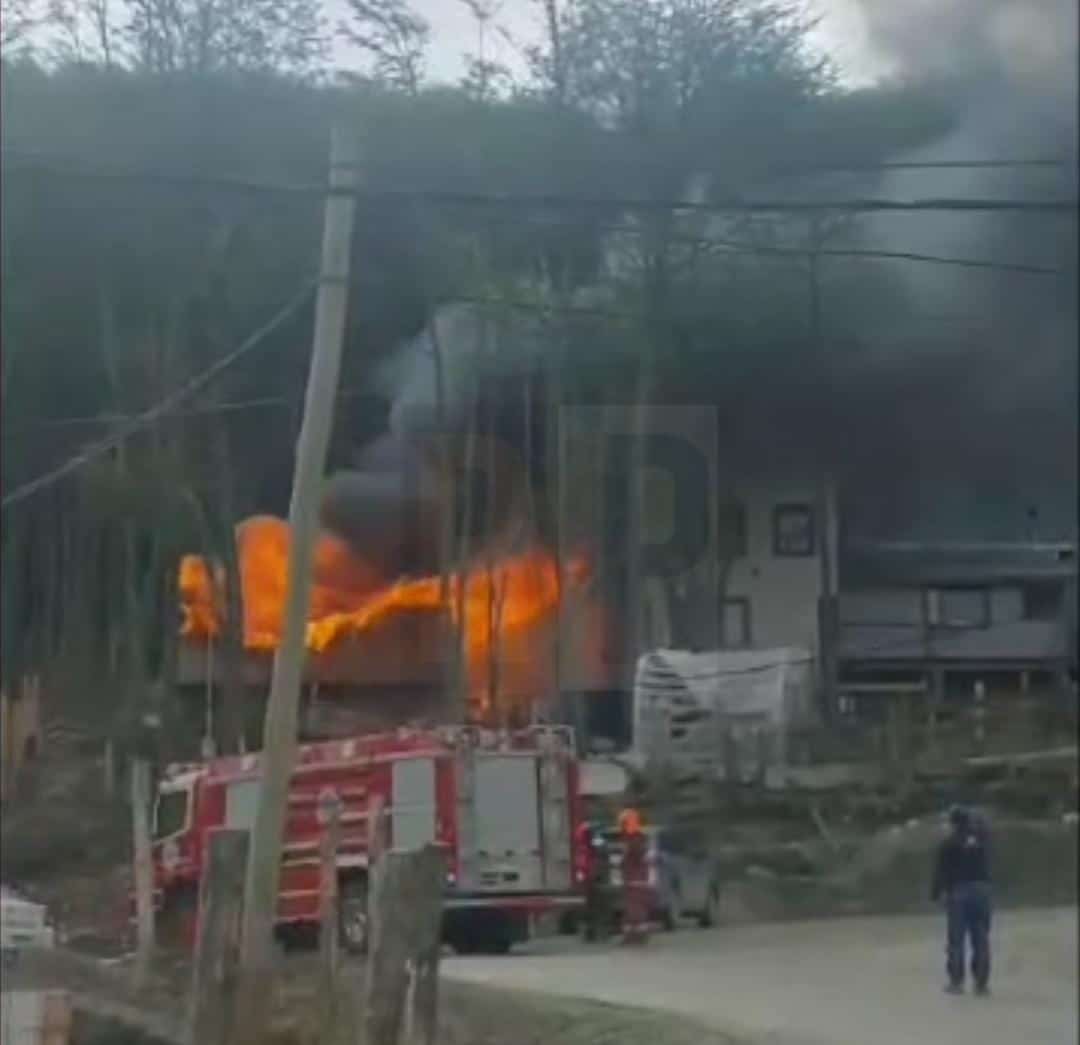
[368,793,387,863]
[190,830,250,1045]
[362,845,443,1045]
[927,667,944,761]
[130,758,155,989]
[886,697,901,765]
[411,935,441,1045]
[755,727,769,790]
[317,789,343,1041]
[2,690,13,800]
[721,725,739,786]
[103,738,115,800]
[900,691,914,790]
[238,126,360,983]
[973,678,987,755]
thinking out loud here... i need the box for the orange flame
[179,516,606,719]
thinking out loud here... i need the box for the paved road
[444,907,1078,1045]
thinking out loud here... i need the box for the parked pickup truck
[601,826,720,931]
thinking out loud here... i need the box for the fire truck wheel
[456,929,512,955]
[449,915,514,955]
[661,887,681,931]
[339,877,369,955]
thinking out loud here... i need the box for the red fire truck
[150,725,587,955]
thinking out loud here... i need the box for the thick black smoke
[325,2,1078,550]
[840,0,1078,540]
[320,304,543,567]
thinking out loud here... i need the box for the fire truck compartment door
[470,755,543,892]
[539,754,572,891]
[225,779,261,831]
[391,757,437,851]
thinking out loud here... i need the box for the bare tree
[41,0,326,74]
[1,0,42,53]
[339,0,429,93]
[44,0,120,64]
[458,0,510,101]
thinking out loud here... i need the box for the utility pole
[236,127,360,991]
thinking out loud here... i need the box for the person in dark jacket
[931,805,992,995]
[578,822,613,942]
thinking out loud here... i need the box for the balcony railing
[820,595,1071,666]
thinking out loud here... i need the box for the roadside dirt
[441,983,739,1045]
[713,815,1078,925]
[12,946,738,1045]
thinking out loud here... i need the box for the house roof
[842,541,1078,586]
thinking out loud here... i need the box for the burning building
[176,514,612,748]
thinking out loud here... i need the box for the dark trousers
[945,882,992,989]
[583,878,611,941]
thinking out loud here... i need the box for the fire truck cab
[151,725,586,955]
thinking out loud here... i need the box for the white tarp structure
[578,758,630,798]
[632,647,816,781]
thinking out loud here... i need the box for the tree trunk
[625,353,653,680]
[541,0,565,105]
[212,419,248,754]
[547,292,571,728]
[124,517,148,716]
[455,394,480,719]
[429,310,464,723]
[484,387,502,721]
[627,216,672,671]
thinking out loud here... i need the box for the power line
[534,216,1065,275]
[0,281,316,512]
[3,152,1076,215]
[7,149,1070,181]
[394,189,1079,216]
[767,158,1072,174]
[2,153,1070,278]
[24,388,369,428]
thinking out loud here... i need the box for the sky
[330,0,886,87]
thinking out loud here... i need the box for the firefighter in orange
[617,803,649,944]
[577,820,613,942]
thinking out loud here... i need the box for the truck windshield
[154,789,189,840]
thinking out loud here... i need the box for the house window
[717,501,747,559]
[1022,581,1062,620]
[720,598,752,648]
[772,503,815,557]
[926,588,990,629]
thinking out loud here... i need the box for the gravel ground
[444,907,1078,1045]
[9,904,1073,1044]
